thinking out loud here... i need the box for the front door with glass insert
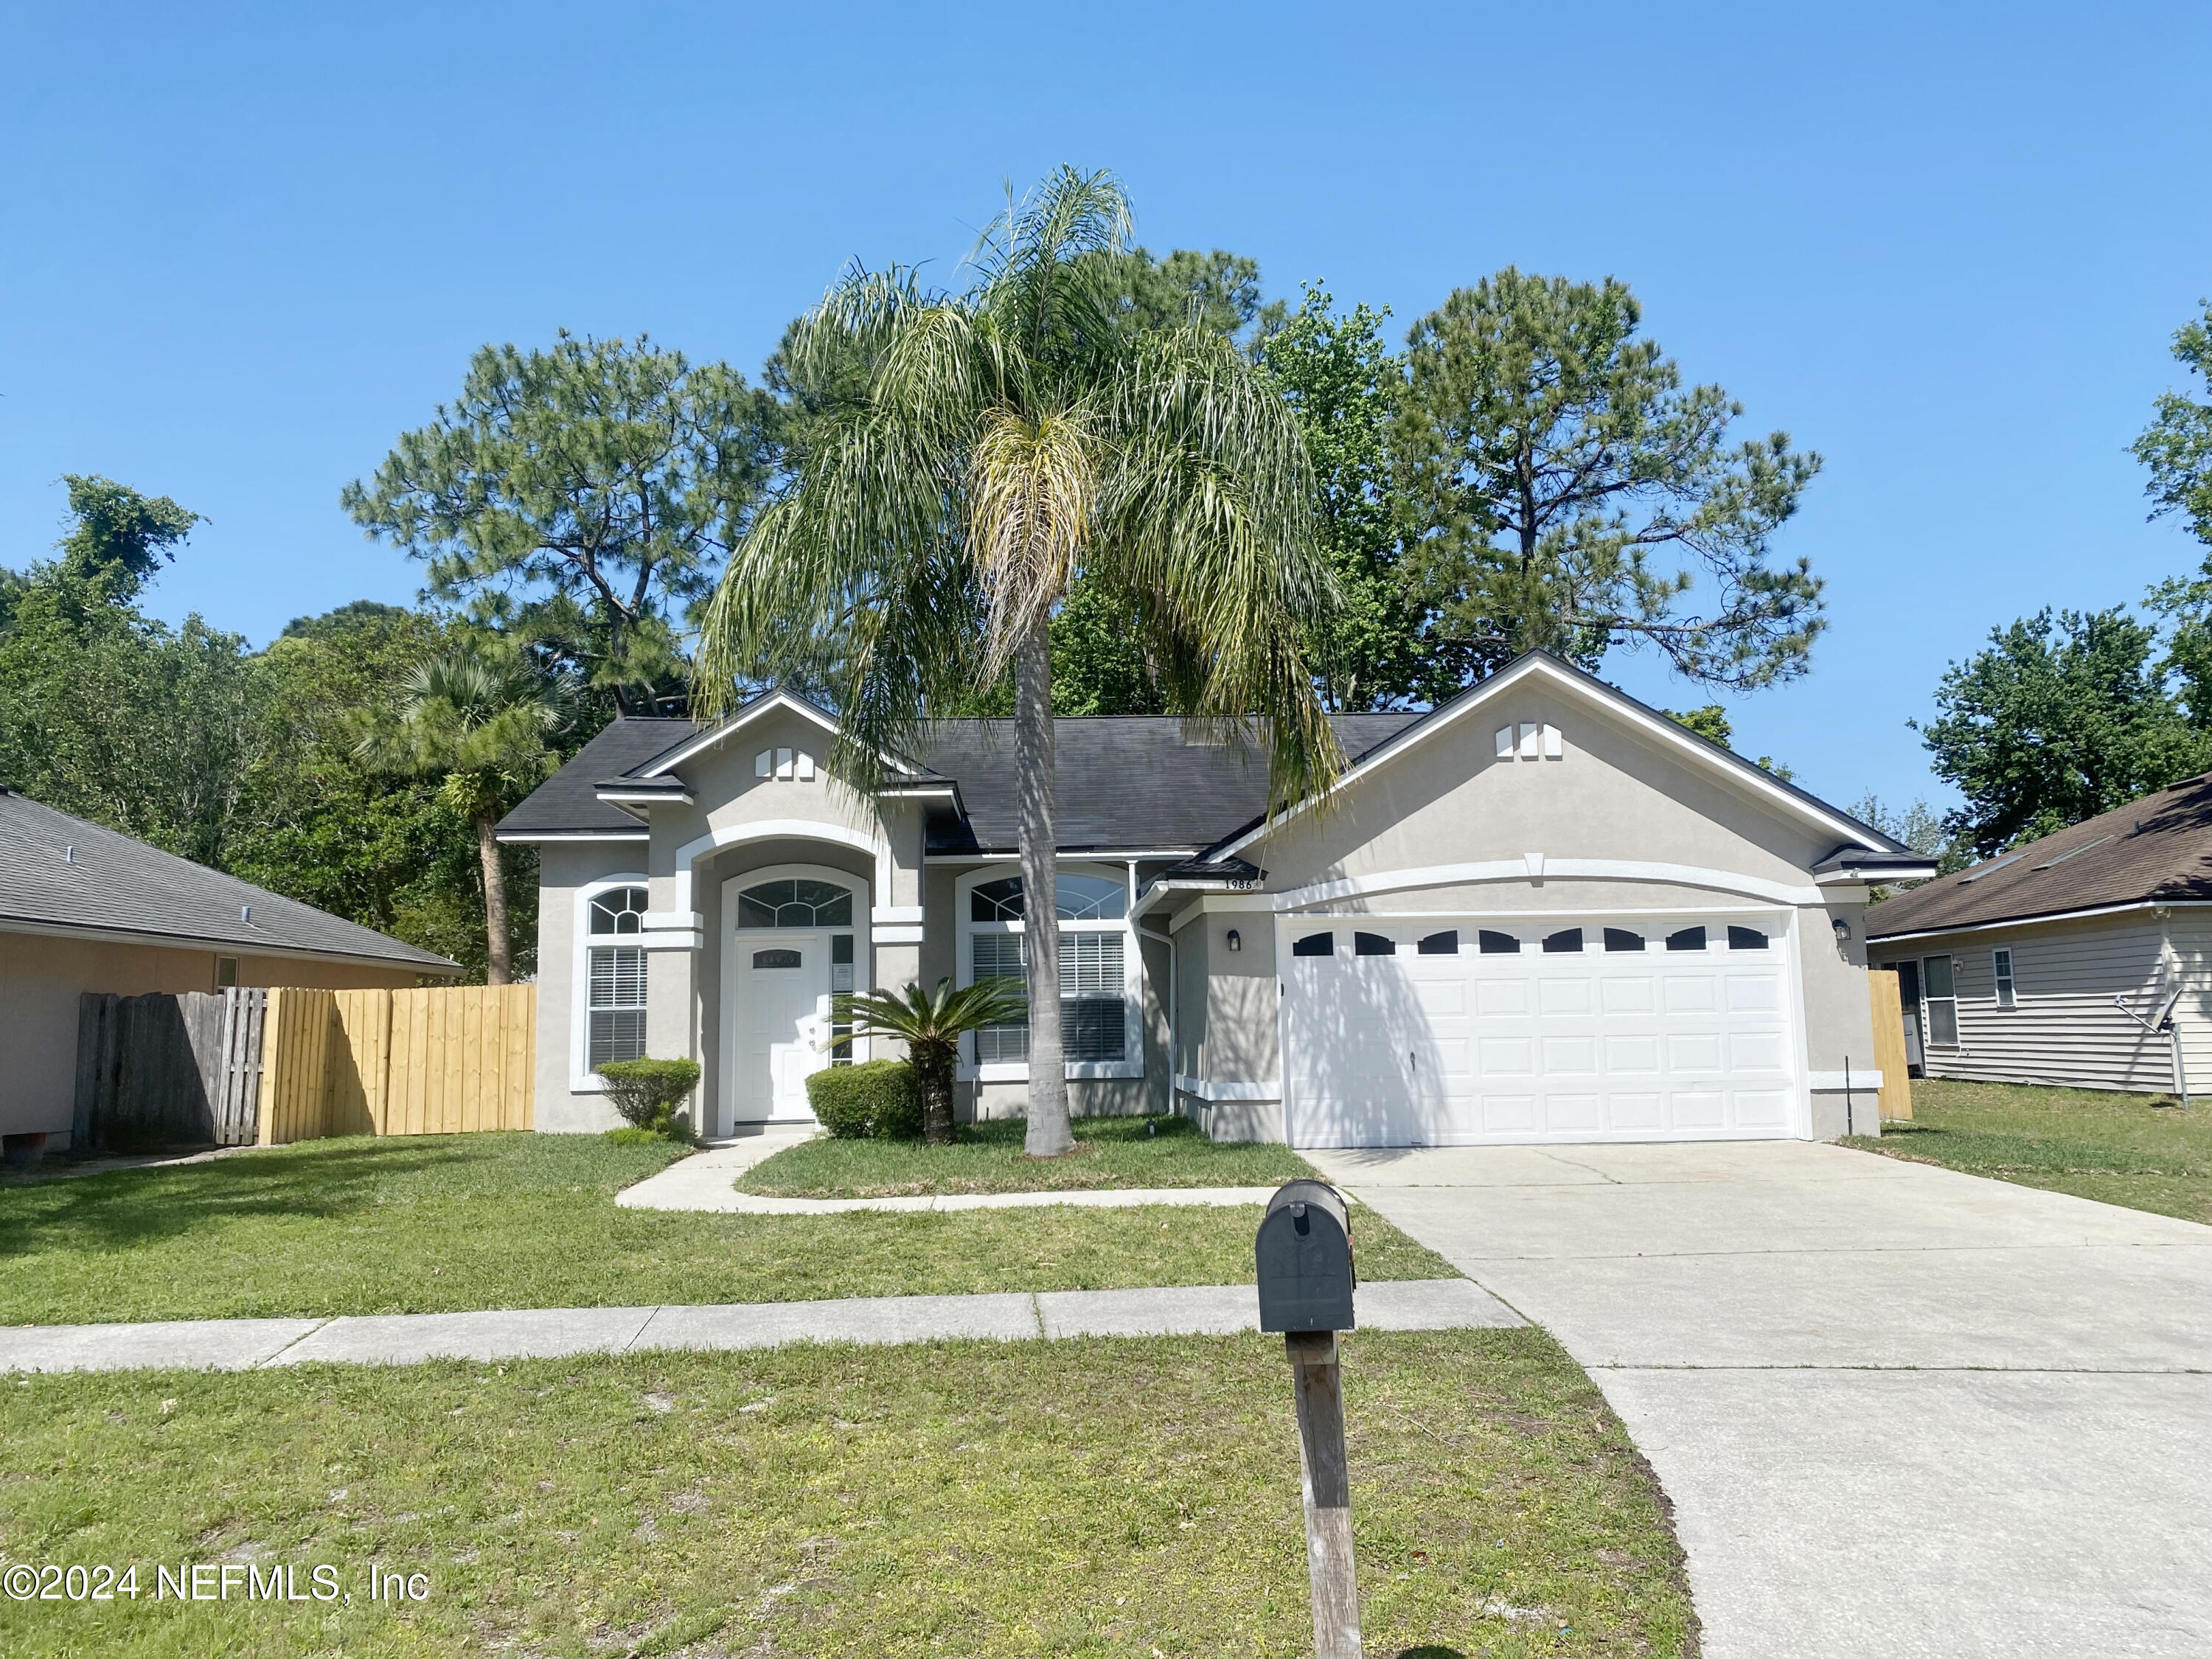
[728,875,858,1124]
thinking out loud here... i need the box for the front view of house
[498,652,1933,1146]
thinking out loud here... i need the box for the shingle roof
[1866,773,2212,939]
[917,714,1424,852]
[0,791,462,971]
[498,712,1424,852]
[495,718,690,839]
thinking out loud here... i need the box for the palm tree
[697,167,1343,1157]
[832,978,1029,1144]
[357,639,566,983]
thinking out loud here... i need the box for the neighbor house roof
[498,709,1425,852]
[0,790,462,973]
[1867,773,2212,941]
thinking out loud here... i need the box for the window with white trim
[1992,947,2017,1009]
[1923,953,1959,1046]
[586,886,649,1067]
[964,870,1132,1066]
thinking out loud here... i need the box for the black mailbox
[1256,1179,1356,1333]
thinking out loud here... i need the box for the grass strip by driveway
[738,1112,1314,1197]
[0,1134,1456,1325]
[1846,1078,2212,1225]
[0,1330,1696,1659]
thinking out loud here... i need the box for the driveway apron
[1307,1141,2212,1659]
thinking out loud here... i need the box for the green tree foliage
[352,639,569,984]
[2134,302,2212,552]
[1660,703,1793,779]
[342,333,782,717]
[1916,608,2208,858]
[1104,246,1282,343]
[1256,285,1450,709]
[229,604,518,980]
[832,978,1027,1144]
[1397,268,1824,689]
[698,167,1340,1155]
[0,483,255,867]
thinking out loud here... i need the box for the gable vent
[1495,723,1564,761]
[754,748,818,782]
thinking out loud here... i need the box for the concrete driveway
[1305,1141,2212,1659]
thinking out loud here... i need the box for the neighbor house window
[1993,948,2017,1009]
[586,885,649,1068]
[215,956,239,988]
[964,870,1132,1068]
[1923,954,1959,1046]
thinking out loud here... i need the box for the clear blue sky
[5,1,2209,818]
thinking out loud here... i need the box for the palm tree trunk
[1015,619,1074,1156]
[920,1040,956,1147]
[476,809,512,986]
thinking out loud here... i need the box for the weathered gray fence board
[72,988,265,1151]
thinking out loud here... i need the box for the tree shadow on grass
[0,1134,659,1261]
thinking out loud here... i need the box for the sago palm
[832,978,1029,1145]
[356,639,567,983]
[698,167,1342,1156]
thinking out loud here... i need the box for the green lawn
[0,1133,1456,1325]
[0,1331,1695,1659]
[740,1113,1315,1197]
[1848,1078,2212,1224]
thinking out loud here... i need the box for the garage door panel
[1481,1093,1538,1132]
[1539,977,1593,1015]
[1285,914,1801,1147]
[1729,1032,1788,1072]
[1733,1089,1790,1128]
[1546,1093,1603,1130]
[1727,974,1782,1012]
[1605,1034,1661,1073]
[1541,1035,1599,1074]
[1663,975,1719,1013]
[1475,979,1529,1015]
[1601,976,1657,1014]
[1610,1092,1663,1129]
[1667,1032,1723,1071]
[1672,1090,1725,1128]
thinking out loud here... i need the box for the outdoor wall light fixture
[1226,928,1242,952]
[1832,917,1851,943]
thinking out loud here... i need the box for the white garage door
[1283,916,1800,1147]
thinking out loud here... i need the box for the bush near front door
[807,1060,922,1139]
[597,1059,703,1141]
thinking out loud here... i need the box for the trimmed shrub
[597,1057,702,1135]
[806,1060,920,1139]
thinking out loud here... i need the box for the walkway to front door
[1307,1140,2212,1659]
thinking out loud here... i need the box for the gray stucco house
[498,650,1933,1145]
[1868,772,2212,1096]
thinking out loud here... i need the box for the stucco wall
[1,931,428,1140]
[532,841,650,1133]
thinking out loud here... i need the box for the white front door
[735,934,831,1122]
[1284,915,1801,1147]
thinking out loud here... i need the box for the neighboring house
[1867,773,2212,1096]
[500,650,1931,1147]
[1,789,462,1141]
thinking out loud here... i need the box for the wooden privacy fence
[72,987,268,1150]
[1868,969,1914,1121]
[257,984,537,1144]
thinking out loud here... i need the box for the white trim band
[1175,1074,1282,1103]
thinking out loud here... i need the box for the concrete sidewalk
[1310,1140,2212,1659]
[616,1130,1285,1214]
[0,1278,1517,1374]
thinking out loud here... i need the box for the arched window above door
[737,878,853,928]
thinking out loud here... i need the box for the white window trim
[571,872,650,1091]
[718,863,873,1134]
[956,862,1143,1082]
[1992,947,2017,1010]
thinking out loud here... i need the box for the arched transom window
[737,878,853,929]
[585,885,648,1068]
[964,870,1131,1066]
